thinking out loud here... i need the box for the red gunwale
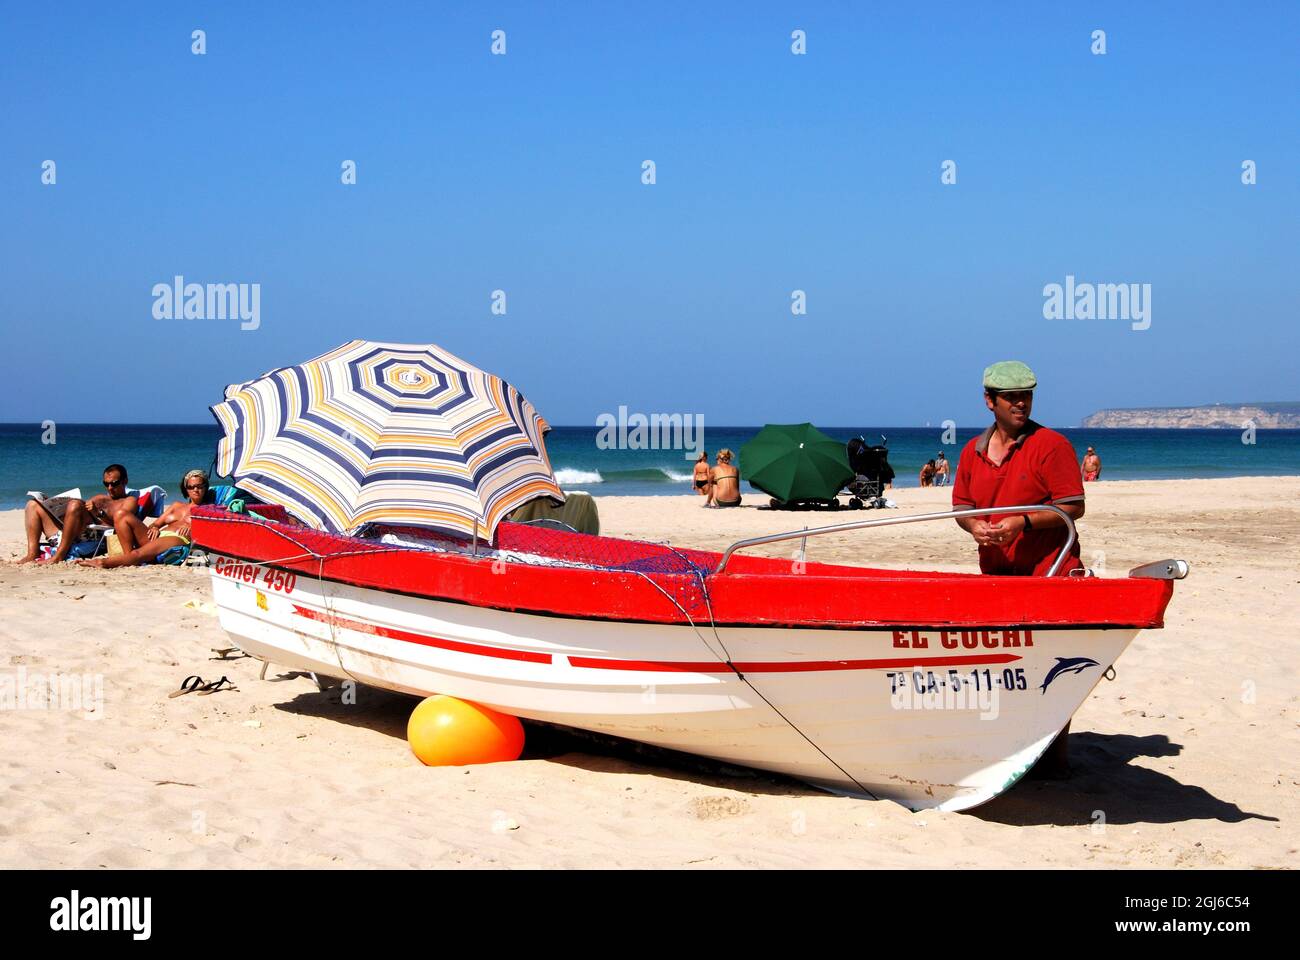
[191,506,1173,630]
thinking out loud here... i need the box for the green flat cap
[983,360,1037,391]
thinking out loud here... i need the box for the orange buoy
[407,695,525,766]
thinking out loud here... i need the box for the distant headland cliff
[1082,402,1300,429]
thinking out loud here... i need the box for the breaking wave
[554,466,694,486]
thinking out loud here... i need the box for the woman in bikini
[709,449,742,507]
[79,469,210,569]
[692,451,712,502]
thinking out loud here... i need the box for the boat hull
[209,553,1137,811]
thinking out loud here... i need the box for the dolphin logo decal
[1039,656,1100,694]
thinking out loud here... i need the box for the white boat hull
[208,554,1138,811]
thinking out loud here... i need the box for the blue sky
[2,1,1296,428]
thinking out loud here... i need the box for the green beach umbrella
[740,423,854,503]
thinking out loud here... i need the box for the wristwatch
[1022,513,1033,531]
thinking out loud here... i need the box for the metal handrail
[713,504,1077,576]
[513,518,580,533]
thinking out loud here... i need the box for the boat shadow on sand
[268,674,822,798]
[270,678,1277,821]
[974,732,1278,827]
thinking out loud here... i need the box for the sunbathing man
[951,361,1086,776]
[79,469,209,569]
[18,464,138,563]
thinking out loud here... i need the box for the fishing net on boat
[500,521,719,618]
[223,506,721,620]
[497,522,717,574]
[370,520,721,619]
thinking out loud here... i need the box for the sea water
[2,422,1298,508]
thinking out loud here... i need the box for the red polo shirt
[951,420,1084,576]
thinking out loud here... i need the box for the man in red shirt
[952,360,1085,775]
[951,361,1085,576]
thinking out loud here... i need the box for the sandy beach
[1,477,1296,869]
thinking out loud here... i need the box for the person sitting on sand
[708,449,742,508]
[1082,446,1102,482]
[18,463,138,564]
[692,451,712,499]
[79,469,210,569]
[934,451,950,486]
[919,460,937,487]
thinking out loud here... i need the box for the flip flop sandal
[167,675,206,698]
[198,676,238,696]
[210,647,246,660]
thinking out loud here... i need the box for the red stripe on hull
[292,605,1023,675]
[292,604,553,664]
[567,652,1022,673]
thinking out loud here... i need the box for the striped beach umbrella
[211,340,563,541]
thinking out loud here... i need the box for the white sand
[1,477,1296,868]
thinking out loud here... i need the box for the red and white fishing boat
[192,502,1186,812]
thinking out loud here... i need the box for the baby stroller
[844,436,895,509]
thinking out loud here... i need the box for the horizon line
[5,421,1300,431]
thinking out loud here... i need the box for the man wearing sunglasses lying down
[17,463,139,564]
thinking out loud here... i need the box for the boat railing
[713,504,1078,576]
[512,518,580,533]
